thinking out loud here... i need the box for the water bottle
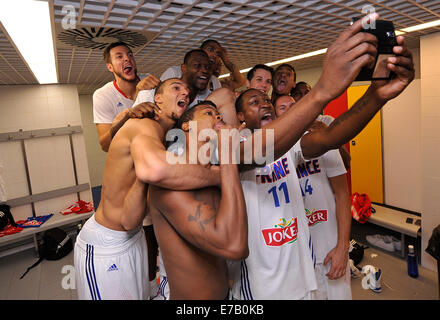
[407,245,419,278]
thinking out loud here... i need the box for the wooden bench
[368,203,421,257]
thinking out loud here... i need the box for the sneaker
[362,265,382,293]
[384,235,401,251]
[366,234,395,252]
[60,202,81,215]
[60,200,94,215]
[349,259,362,279]
[76,200,94,214]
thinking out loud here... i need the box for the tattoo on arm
[188,203,215,232]
[331,97,367,128]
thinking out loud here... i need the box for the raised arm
[239,14,381,167]
[218,46,245,90]
[300,35,414,159]
[324,173,351,280]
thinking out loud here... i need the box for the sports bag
[20,227,73,279]
[0,204,16,230]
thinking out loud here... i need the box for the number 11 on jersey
[268,182,290,207]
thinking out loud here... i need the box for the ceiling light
[219,19,440,79]
[0,0,58,84]
[400,19,440,33]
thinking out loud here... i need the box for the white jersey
[93,81,134,124]
[231,149,317,300]
[292,141,346,263]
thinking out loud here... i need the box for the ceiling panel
[0,0,438,94]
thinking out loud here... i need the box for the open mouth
[177,98,188,109]
[198,75,208,83]
[123,65,133,74]
[260,112,273,126]
[276,79,286,91]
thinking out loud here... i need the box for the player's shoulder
[124,118,163,144]
[93,81,114,97]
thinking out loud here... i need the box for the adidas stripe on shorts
[74,214,150,300]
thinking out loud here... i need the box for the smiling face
[154,79,190,121]
[106,45,137,82]
[273,65,295,95]
[237,89,276,130]
[247,68,272,94]
[182,51,213,92]
[274,95,296,117]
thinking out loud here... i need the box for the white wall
[420,32,440,271]
[0,84,92,221]
[381,79,421,212]
[78,94,106,188]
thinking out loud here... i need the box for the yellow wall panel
[347,85,383,203]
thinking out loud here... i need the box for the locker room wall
[420,32,440,271]
[78,94,106,188]
[0,84,92,221]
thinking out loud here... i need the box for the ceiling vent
[56,25,155,50]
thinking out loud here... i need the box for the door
[347,85,384,203]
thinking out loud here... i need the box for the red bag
[351,192,372,224]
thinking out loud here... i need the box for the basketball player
[246,64,274,95]
[75,79,221,300]
[230,14,414,299]
[93,41,162,296]
[149,101,248,299]
[295,121,352,299]
[274,95,352,298]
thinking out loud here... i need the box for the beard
[114,68,138,83]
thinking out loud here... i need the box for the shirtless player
[74,79,220,300]
[149,102,248,300]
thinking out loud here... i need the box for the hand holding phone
[352,18,398,81]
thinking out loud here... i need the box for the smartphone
[352,18,398,81]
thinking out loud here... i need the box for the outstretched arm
[238,14,381,168]
[324,174,351,280]
[300,35,414,159]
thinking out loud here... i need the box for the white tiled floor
[0,248,77,300]
[0,243,438,300]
